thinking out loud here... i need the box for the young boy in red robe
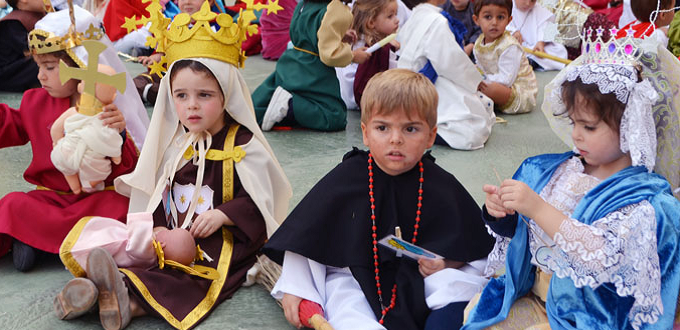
[0,6,147,272]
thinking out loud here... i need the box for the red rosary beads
[367,153,424,324]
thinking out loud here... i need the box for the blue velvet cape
[463,152,680,330]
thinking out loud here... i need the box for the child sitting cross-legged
[264,68,495,330]
[463,33,680,329]
[473,0,537,114]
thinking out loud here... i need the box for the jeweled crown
[581,27,643,66]
[28,23,105,55]
[124,0,282,76]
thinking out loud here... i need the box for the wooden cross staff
[59,40,127,97]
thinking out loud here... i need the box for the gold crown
[123,0,282,76]
[28,23,105,56]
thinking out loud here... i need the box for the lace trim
[564,64,636,103]
[550,201,661,330]
[484,224,511,277]
[549,63,659,172]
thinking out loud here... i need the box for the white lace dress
[485,157,662,326]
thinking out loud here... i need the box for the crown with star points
[124,0,283,76]
[580,26,644,66]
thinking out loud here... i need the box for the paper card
[378,234,443,260]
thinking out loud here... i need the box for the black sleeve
[482,205,517,238]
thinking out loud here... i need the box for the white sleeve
[271,251,327,305]
[651,29,669,48]
[424,259,489,310]
[485,45,522,86]
[549,201,662,328]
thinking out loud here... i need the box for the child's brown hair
[558,74,641,134]
[351,0,396,46]
[360,69,438,128]
[473,0,512,16]
[631,0,673,23]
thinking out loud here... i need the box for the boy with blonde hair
[264,69,493,330]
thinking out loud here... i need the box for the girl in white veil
[57,56,291,329]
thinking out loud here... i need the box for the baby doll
[154,227,197,266]
[60,213,203,273]
[50,64,124,194]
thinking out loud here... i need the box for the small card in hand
[378,235,443,260]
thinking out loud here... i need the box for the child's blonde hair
[351,0,396,46]
[360,69,438,128]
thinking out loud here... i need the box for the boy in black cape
[263,69,494,330]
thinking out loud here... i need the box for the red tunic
[616,21,657,39]
[582,0,623,24]
[0,88,139,256]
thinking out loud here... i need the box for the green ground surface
[0,56,564,329]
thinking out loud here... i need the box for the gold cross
[58,40,127,96]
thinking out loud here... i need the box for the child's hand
[464,43,474,56]
[483,184,514,218]
[342,29,358,44]
[282,293,303,328]
[138,53,163,67]
[389,39,401,51]
[418,258,446,277]
[499,179,543,219]
[189,209,234,238]
[533,41,546,53]
[512,31,524,44]
[478,81,488,93]
[352,47,371,64]
[100,103,126,133]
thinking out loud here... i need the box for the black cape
[264,149,494,329]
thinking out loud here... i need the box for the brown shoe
[54,277,98,320]
[86,248,131,330]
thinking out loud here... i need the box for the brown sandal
[54,277,98,320]
[86,248,131,330]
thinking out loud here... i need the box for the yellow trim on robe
[37,185,116,194]
[120,228,234,330]
[59,216,95,277]
[118,124,242,329]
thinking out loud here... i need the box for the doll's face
[156,228,196,266]
[76,64,118,104]
[34,54,79,100]
[172,67,226,135]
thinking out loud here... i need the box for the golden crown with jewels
[123,0,283,76]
